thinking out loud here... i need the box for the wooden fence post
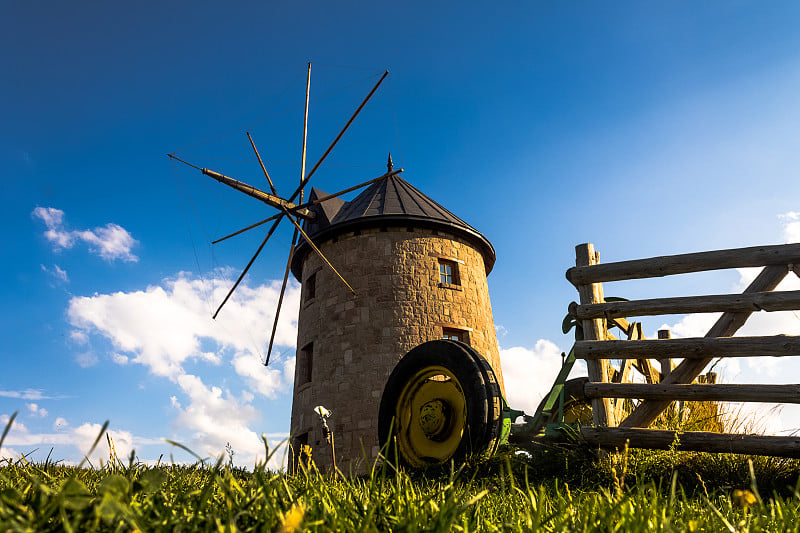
[575,243,615,426]
[657,329,679,419]
[657,329,673,379]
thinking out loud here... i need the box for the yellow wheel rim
[394,365,467,467]
[563,400,593,424]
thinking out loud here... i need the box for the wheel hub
[419,399,451,440]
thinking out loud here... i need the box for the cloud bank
[66,271,300,465]
[0,413,153,465]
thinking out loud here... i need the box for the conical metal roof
[291,174,495,278]
[332,174,469,224]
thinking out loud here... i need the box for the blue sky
[3,2,800,467]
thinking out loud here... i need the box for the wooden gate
[568,242,800,457]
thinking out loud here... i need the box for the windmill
[170,64,507,474]
[168,64,401,366]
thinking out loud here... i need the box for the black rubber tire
[462,344,505,458]
[378,340,503,469]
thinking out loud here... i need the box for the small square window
[442,328,469,344]
[296,343,313,385]
[305,273,316,302]
[438,259,459,285]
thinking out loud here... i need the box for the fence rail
[567,242,800,455]
[581,427,800,458]
[575,335,800,360]
[571,290,800,319]
[584,383,800,403]
[567,243,800,284]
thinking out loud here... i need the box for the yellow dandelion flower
[279,502,306,533]
[732,489,757,508]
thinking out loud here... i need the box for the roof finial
[387,152,393,172]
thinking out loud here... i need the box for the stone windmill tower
[169,65,505,473]
[288,156,505,473]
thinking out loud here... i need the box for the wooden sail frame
[168,65,394,326]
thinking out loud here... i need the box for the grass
[4,397,800,532]
[4,434,800,532]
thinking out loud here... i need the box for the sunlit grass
[3,437,800,531]
[5,408,800,531]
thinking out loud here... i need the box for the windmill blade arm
[282,208,356,295]
[265,228,299,366]
[201,168,315,220]
[294,168,403,211]
[212,212,284,245]
[246,132,278,196]
[213,215,284,318]
[287,70,389,203]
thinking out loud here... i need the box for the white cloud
[32,206,138,262]
[73,422,135,464]
[0,414,27,433]
[171,373,264,461]
[1,413,157,466]
[77,225,138,263]
[231,352,289,399]
[69,330,89,345]
[0,389,59,401]
[32,207,70,247]
[65,271,300,467]
[282,358,296,391]
[161,371,291,467]
[75,351,98,368]
[780,211,800,243]
[41,264,68,283]
[67,272,299,384]
[27,403,48,418]
[662,313,720,339]
[111,353,129,365]
[0,447,20,461]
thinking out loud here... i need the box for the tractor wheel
[536,377,593,425]
[378,340,504,469]
[464,345,506,458]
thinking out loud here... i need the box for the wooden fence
[567,242,800,457]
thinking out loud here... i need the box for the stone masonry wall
[289,226,503,473]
